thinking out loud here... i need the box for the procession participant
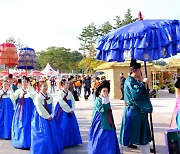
[0,80,14,139]
[55,79,82,148]
[170,76,180,129]
[119,59,153,154]
[88,80,121,154]
[11,76,37,149]
[30,81,63,154]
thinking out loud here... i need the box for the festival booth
[41,63,57,76]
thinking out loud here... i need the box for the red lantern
[0,43,18,66]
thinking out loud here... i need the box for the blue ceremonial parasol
[17,47,36,75]
[96,14,180,62]
[96,12,180,154]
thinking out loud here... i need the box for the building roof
[95,60,154,70]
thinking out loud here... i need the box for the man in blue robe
[119,59,153,154]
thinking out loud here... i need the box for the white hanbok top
[10,86,37,101]
[34,92,54,119]
[57,89,75,113]
[0,89,15,107]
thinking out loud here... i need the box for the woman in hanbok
[55,79,82,148]
[88,80,121,154]
[0,80,14,139]
[171,76,180,129]
[11,77,37,149]
[30,81,63,154]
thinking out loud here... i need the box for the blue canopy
[96,19,180,62]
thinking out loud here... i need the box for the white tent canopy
[41,63,57,75]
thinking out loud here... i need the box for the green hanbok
[119,76,152,145]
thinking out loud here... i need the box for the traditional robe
[88,97,121,154]
[119,76,152,146]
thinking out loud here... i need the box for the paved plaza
[0,89,177,154]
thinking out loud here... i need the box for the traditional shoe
[127,144,138,149]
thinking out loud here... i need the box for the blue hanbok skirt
[30,104,63,154]
[11,98,34,149]
[0,98,14,139]
[55,100,82,148]
[88,112,121,154]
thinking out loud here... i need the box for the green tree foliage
[77,22,99,55]
[114,9,138,28]
[121,8,138,26]
[99,21,113,36]
[114,16,123,29]
[35,47,83,73]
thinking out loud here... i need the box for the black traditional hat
[95,80,110,97]
[130,58,141,71]
[175,77,180,88]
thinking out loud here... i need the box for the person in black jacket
[83,75,91,100]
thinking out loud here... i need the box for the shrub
[153,85,160,91]
[168,87,175,94]
[167,83,174,88]
[160,84,166,89]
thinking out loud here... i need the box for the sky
[0,0,180,60]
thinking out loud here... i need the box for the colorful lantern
[0,43,18,66]
[17,47,36,70]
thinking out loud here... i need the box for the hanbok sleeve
[57,91,72,113]
[10,89,20,101]
[28,86,37,100]
[94,99,104,113]
[69,91,75,111]
[34,95,51,119]
[129,81,146,99]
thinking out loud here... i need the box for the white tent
[41,63,57,75]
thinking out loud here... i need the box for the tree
[99,21,113,35]
[121,8,137,26]
[35,47,83,73]
[114,16,123,29]
[6,36,24,50]
[114,9,138,28]
[78,22,99,55]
